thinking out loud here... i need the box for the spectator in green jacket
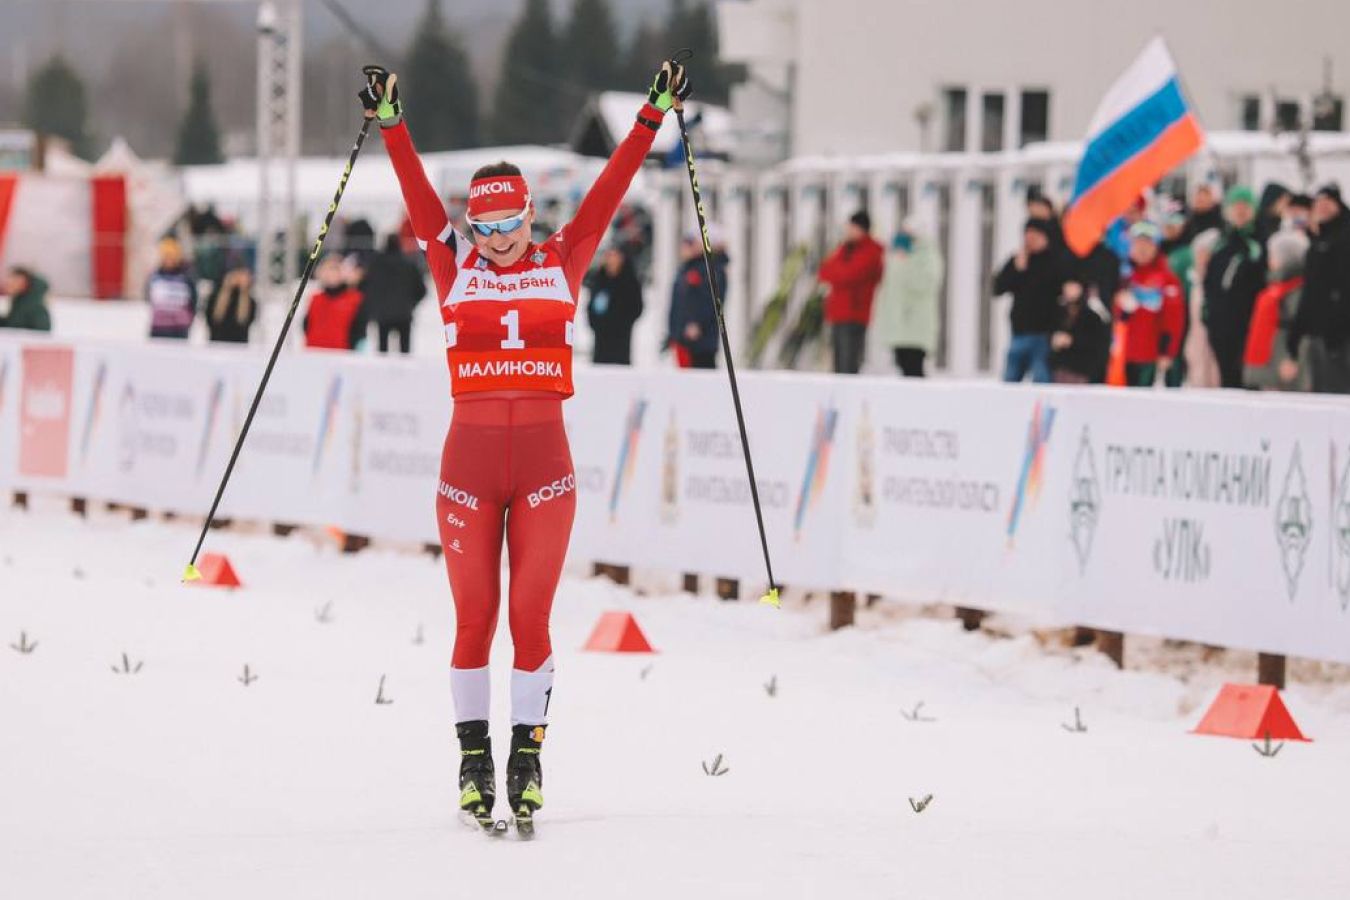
[873,224,944,377]
[0,267,52,332]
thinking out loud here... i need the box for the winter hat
[1024,218,1053,238]
[1315,182,1345,210]
[849,210,871,232]
[1288,193,1313,210]
[892,232,914,252]
[1224,185,1257,208]
[1128,221,1162,243]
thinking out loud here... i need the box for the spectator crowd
[4,181,1347,399]
[985,180,1350,394]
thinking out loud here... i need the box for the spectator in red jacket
[1113,221,1184,387]
[818,210,884,374]
[303,254,368,351]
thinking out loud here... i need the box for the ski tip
[182,563,202,583]
[759,587,781,609]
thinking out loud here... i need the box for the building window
[1314,95,1344,131]
[943,87,968,152]
[1275,100,1302,131]
[982,92,1005,152]
[1019,89,1049,146]
[1239,95,1261,131]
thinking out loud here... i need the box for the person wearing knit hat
[1112,220,1184,387]
[1283,181,1350,392]
[992,218,1066,383]
[818,209,885,374]
[1202,186,1265,387]
[1315,182,1345,211]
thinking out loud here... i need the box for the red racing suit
[382,100,664,726]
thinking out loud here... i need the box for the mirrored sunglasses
[467,202,531,237]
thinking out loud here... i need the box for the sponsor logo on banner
[79,359,107,464]
[660,409,679,524]
[878,423,997,514]
[116,384,136,472]
[853,402,876,529]
[0,354,9,420]
[1275,443,1312,600]
[793,403,838,540]
[114,382,197,474]
[19,345,74,478]
[683,425,790,509]
[1007,400,1056,545]
[1333,444,1350,610]
[348,390,364,494]
[1069,426,1101,573]
[608,397,647,523]
[195,377,224,478]
[1103,436,1276,588]
[312,374,342,475]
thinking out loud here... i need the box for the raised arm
[555,62,692,290]
[382,122,450,248]
[358,68,449,247]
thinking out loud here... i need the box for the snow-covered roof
[179,144,615,235]
[590,91,736,157]
[770,130,1350,178]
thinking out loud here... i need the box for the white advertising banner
[6,334,1350,665]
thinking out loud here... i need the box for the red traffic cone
[187,552,243,589]
[1192,683,1310,741]
[583,611,655,653]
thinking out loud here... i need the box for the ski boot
[506,723,546,839]
[457,720,503,836]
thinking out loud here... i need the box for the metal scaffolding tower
[255,0,303,294]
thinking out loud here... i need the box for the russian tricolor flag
[1063,37,1205,256]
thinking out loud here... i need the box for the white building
[650,0,1350,379]
[717,0,1350,161]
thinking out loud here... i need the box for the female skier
[358,61,690,835]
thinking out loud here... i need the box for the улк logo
[1274,443,1312,601]
[1069,425,1100,573]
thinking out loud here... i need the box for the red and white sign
[19,345,74,478]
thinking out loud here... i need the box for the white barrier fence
[4,334,1350,665]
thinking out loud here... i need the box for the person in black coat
[1283,183,1350,392]
[361,234,427,354]
[993,219,1064,382]
[1050,280,1110,383]
[585,246,644,365]
[667,233,724,369]
[205,254,257,344]
[1202,186,1265,388]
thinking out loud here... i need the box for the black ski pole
[183,105,375,582]
[669,62,780,608]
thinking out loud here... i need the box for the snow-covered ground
[3,499,1350,899]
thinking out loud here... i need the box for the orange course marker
[583,611,655,653]
[1192,683,1310,742]
[187,552,243,589]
